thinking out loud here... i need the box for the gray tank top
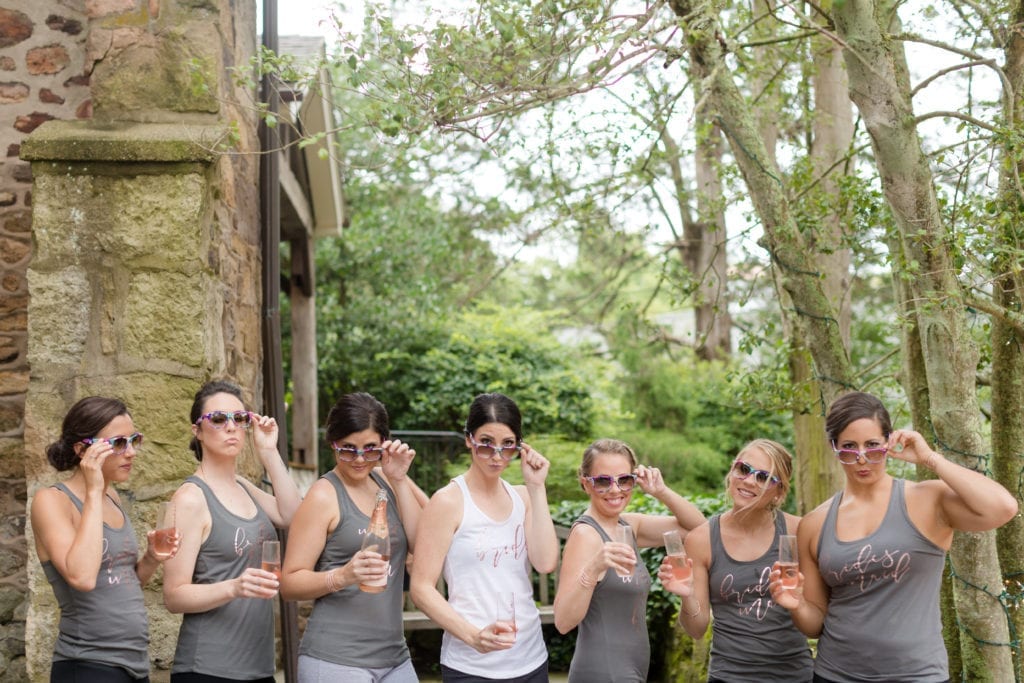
[43,483,150,679]
[172,475,277,678]
[298,470,410,668]
[815,478,948,682]
[567,516,651,683]
[706,512,812,682]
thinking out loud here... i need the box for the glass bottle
[359,488,391,593]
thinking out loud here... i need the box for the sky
[271,1,349,40]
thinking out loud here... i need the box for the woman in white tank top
[410,393,559,682]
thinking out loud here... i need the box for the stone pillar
[15,0,261,680]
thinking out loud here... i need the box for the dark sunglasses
[196,410,254,429]
[731,460,781,487]
[468,434,522,461]
[583,473,638,494]
[80,432,144,455]
[331,444,385,462]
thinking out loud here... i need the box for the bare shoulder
[172,480,208,516]
[683,521,711,560]
[31,485,71,522]
[424,481,463,519]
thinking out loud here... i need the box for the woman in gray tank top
[280,392,427,683]
[162,380,302,683]
[770,391,1018,683]
[658,439,812,682]
[32,396,181,682]
[554,438,705,683]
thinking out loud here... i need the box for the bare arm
[32,444,114,591]
[280,479,337,601]
[771,507,828,637]
[891,429,1018,534]
[553,523,634,633]
[628,465,705,548]
[32,484,105,592]
[666,523,711,639]
[243,414,302,528]
[519,444,558,573]
[379,439,423,551]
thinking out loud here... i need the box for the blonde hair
[726,438,794,516]
[578,438,637,479]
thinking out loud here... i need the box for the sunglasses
[831,442,888,465]
[468,434,522,461]
[196,410,254,429]
[731,460,781,487]
[80,432,144,455]
[331,444,384,462]
[583,473,638,494]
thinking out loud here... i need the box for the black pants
[50,660,148,683]
[441,660,548,683]
[171,674,275,683]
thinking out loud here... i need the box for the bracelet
[682,598,701,617]
[325,568,340,593]
[578,571,597,589]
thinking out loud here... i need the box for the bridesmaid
[163,380,301,683]
[32,396,180,682]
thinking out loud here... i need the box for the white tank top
[440,475,548,677]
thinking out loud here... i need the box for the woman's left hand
[520,444,550,486]
[144,529,181,562]
[887,429,933,466]
[251,414,280,455]
[381,439,416,481]
[636,464,667,496]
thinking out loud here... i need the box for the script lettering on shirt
[474,523,527,567]
[101,537,139,585]
[234,526,253,557]
[828,543,911,592]
[718,565,774,621]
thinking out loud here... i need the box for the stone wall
[2,0,262,680]
[0,3,92,679]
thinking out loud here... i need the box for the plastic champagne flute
[154,502,177,555]
[614,524,635,577]
[261,540,281,580]
[778,534,799,589]
[663,530,691,582]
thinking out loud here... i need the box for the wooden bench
[403,525,570,630]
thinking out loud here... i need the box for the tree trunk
[894,266,964,680]
[692,116,732,361]
[830,0,1013,677]
[668,0,856,425]
[992,1,1024,676]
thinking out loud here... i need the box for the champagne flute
[614,523,635,577]
[495,591,517,641]
[778,534,799,589]
[663,530,691,582]
[261,540,281,580]
[154,502,176,555]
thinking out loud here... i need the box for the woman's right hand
[469,622,516,653]
[343,549,389,587]
[234,567,279,600]
[768,562,803,610]
[657,557,693,596]
[587,539,635,578]
[79,442,112,494]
